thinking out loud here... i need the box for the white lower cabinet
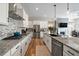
[63,45,79,56]
[21,32,33,56]
[21,42,26,56]
[43,33,52,52]
[21,37,28,56]
[11,43,22,56]
[3,32,33,56]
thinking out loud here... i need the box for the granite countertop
[0,32,30,56]
[44,33,79,53]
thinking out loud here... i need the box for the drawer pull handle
[67,51,75,56]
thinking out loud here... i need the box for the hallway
[25,38,50,56]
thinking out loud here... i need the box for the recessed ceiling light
[36,8,39,11]
[14,4,16,7]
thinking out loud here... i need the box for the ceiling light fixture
[14,3,16,7]
[36,7,39,11]
[67,3,71,22]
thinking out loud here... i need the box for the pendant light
[67,3,71,22]
[53,4,57,34]
[54,4,56,20]
[67,3,69,15]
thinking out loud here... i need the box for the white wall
[28,20,48,29]
[28,17,50,29]
[67,18,79,37]
[57,18,68,36]
[0,3,8,25]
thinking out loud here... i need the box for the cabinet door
[46,36,51,52]
[15,4,23,17]
[11,43,22,56]
[21,42,27,56]
[12,48,22,56]
[43,34,51,52]
[11,46,22,56]
[0,3,8,25]
[23,9,28,27]
[25,33,33,50]
[21,37,28,56]
[21,33,33,56]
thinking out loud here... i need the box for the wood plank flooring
[25,38,50,56]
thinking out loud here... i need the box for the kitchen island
[44,33,79,56]
[51,36,79,52]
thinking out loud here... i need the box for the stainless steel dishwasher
[51,38,63,56]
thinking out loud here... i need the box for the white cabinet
[26,32,33,49]
[40,31,43,38]
[11,42,22,56]
[21,36,28,56]
[21,42,26,56]
[9,3,23,18]
[43,33,52,52]
[3,32,33,56]
[63,45,79,56]
[23,9,28,27]
[21,32,33,56]
[0,3,8,25]
[16,4,23,17]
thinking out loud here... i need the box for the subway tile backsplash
[0,18,23,40]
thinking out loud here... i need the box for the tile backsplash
[0,18,23,40]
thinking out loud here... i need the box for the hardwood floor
[25,38,50,56]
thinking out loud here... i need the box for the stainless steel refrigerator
[33,25,40,38]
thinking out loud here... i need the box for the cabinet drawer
[63,45,79,56]
[12,49,21,56]
[11,43,21,55]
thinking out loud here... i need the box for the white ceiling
[22,3,79,18]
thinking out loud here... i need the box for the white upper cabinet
[9,3,24,20]
[23,9,28,27]
[0,3,8,25]
[16,4,23,17]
